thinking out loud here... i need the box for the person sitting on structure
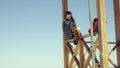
[63,11,79,45]
[88,18,98,36]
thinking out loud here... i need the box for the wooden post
[113,0,120,67]
[79,40,84,68]
[62,0,69,68]
[96,0,108,68]
[62,0,68,18]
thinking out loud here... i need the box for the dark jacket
[88,21,98,33]
[63,19,76,40]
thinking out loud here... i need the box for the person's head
[93,18,98,22]
[93,18,107,23]
[64,11,75,21]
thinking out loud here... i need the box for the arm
[71,26,78,37]
[70,21,81,37]
[71,25,81,37]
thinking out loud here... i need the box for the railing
[64,34,118,68]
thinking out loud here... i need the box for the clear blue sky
[0,0,116,68]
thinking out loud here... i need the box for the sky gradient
[0,0,117,68]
